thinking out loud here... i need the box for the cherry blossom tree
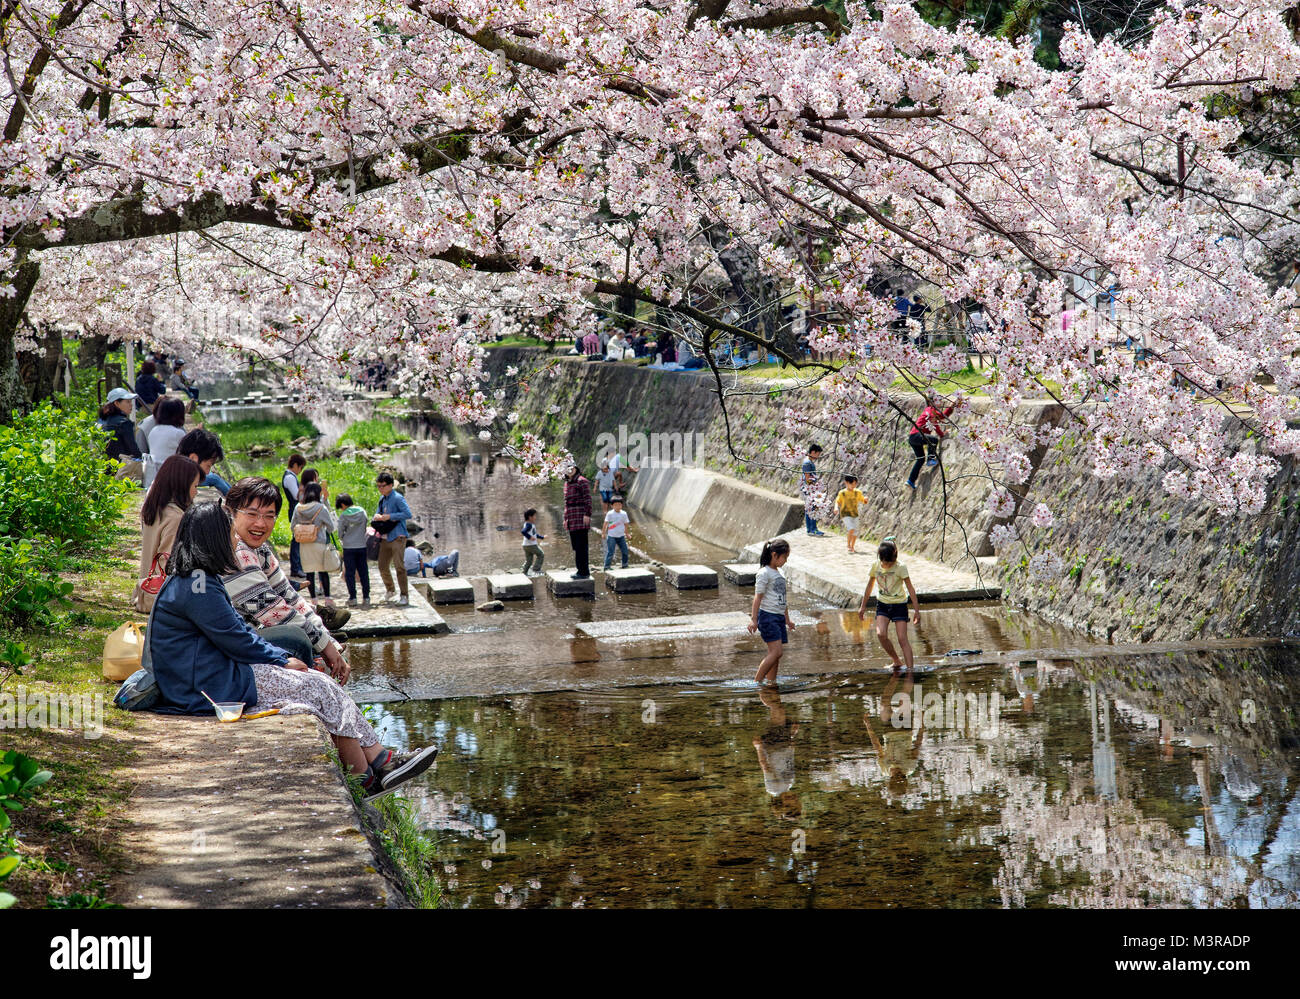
[6,1,1300,562]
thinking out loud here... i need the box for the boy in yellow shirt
[834,474,866,553]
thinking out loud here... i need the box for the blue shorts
[757,610,788,644]
[875,600,910,623]
[600,490,613,503]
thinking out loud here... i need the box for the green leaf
[0,855,19,878]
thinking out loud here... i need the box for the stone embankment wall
[484,347,1300,641]
[1009,418,1300,643]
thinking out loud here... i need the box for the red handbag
[140,552,169,595]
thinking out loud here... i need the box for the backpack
[114,668,159,712]
[293,522,320,543]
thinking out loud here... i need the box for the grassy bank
[206,415,318,453]
[4,498,141,908]
[6,403,443,909]
[337,418,411,450]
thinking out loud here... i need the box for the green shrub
[338,419,409,449]
[0,538,72,630]
[0,404,130,547]
[0,751,53,909]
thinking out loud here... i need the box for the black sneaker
[364,745,439,801]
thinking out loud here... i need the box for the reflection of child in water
[864,668,924,794]
[839,610,866,645]
[752,686,802,820]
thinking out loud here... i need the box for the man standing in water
[801,443,826,536]
[564,463,594,580]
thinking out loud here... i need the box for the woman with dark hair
[300,466,327,500]
[562,463,593,579]
[96,387,143,482]
[134,359,167,407]
[290,481,337,598]
[657,329,676,365]
[150,502,438,798]
[144,396,188,490]
[135,456,200,612]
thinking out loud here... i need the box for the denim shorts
[875,600,910,623]
[757,609,788,644]
[600,490,613,503]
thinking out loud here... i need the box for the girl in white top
[748,538,794,685]
[144,397,187,490]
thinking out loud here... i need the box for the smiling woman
[148,500,438,797]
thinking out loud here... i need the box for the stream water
[211,406,1300,908]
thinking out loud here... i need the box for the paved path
[741,528,1000,607]
[118,713,398,908]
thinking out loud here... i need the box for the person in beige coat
[135,455,201,612]
[290,482,339,599]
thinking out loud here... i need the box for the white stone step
[577,610,817,641]
[545,570,595,597]
[663,564,719,589]
[721,563,762,586]
[427,578,476,604]
[486,573,535,600]
[603,567,657,593]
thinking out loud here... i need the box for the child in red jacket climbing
[905,393,954,489]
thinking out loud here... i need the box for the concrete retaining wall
[626,465,804,551]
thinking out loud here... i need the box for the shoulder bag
[140,552,168,596]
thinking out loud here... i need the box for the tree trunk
[0,254,41,424]
[703,223,788,355]
[18,322,64,407]
[77,332,112,378]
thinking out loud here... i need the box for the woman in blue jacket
[134,360,167,408]
[149,502,437,798]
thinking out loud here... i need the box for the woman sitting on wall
[134,360,167,408]
[148,501,438,798]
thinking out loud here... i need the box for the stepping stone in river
[427,578,476,604]
[487,573,535,600]
[545,570,595,597]
[604,567,657,593]
[663,564,719,590]
[721,563,761,586]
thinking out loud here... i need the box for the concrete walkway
[118,712,398,908]
[741,528,1000,607]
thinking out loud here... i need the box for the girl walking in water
[858,539,920,671]
[748,539,795,685]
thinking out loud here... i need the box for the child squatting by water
[748,539,794,685]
